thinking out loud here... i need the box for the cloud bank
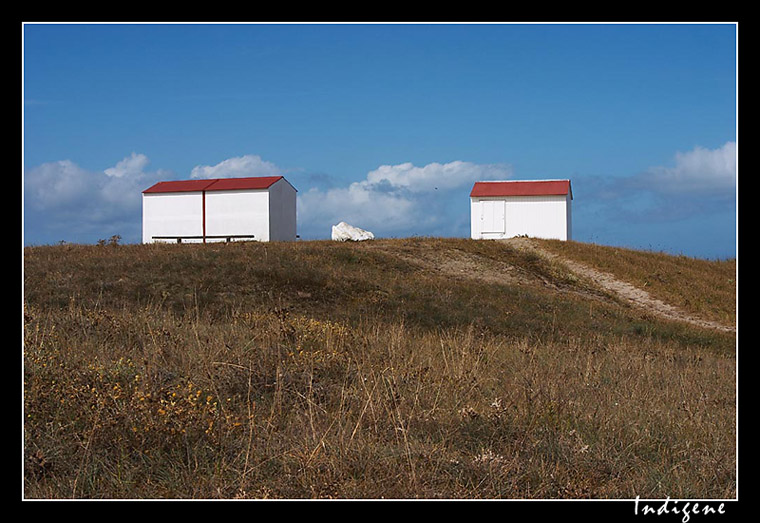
[297,160,514,238]
[630,141,736,196]
[23,142,735,251]
[24,153,170,244]
[580,141,737,223]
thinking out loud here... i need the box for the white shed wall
[470,195,571,241]
[267,178,297,241]
[205,190,270,242]
[142,192,204,243]
[142,183,298,243]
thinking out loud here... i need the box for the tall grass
[23,240,736,499]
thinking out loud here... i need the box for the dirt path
[501,238,736,334]
[380,246,525,286]
[363,238,734,334]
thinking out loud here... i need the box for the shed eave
[469,179,572,198]
[142,175,293,194]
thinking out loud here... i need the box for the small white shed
[142,176,297,243]
[470,179,572,241]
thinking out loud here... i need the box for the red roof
[470,180,572,199]
[143,176,287,194]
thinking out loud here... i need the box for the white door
[481,200,505,233]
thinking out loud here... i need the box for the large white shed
[470,179,572,241]
[142,176,297,243]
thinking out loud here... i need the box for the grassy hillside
[23,238,736,499]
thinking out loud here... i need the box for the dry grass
[23,239,736,499]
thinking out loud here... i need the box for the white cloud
[104,152,150,178]
[298,160,512,238]
[365,160,512,193]
[190,154,282,179]
[24,159,94,210]
[636,141,736,195]
[24,153,169,243]
[299,183,416,233]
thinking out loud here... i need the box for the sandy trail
[501,238,736,334]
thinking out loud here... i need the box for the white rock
[331,221,375,242]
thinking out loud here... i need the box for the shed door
[481,200,505,233]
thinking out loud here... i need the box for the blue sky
[23,22,737,258]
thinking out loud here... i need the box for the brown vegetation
[23,238,736,499]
